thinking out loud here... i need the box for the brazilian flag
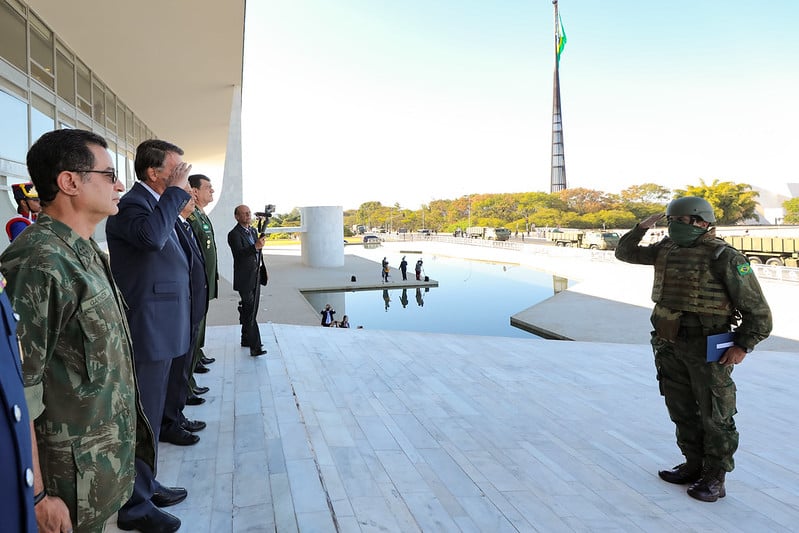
[557,14,567,63]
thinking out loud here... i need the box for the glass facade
[0,0,155,184]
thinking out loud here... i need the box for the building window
[117,103,125,141]
[29,13,54,90]
[92,80,105,123]
[56,47,76,104]
[105,90,116,133]
[133,118,142,146]
[126,153,135,186]
[125,109,133,143]
[31,94,55,145]
[0,87,28,163]
[0,0,27,73]
[115,150,127,185]
[76,59,91,115]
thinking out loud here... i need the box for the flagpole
[550,0,567,192]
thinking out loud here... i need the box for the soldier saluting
[615,196,772,503]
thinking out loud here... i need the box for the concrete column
[214,85,243,284]
[300,206,344,267]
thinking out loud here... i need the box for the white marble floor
[105,323,799,532]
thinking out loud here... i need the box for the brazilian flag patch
[737,263,752,276]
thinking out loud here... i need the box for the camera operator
[227,205,267,357]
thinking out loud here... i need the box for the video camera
[254,204,275,237]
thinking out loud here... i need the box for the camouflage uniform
[616,225,771,472]
[0,214,155,533]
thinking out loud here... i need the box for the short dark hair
[188,174,210,189]
[26,129,108,206]
[134,139,184,181]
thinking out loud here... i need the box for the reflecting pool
[303,255,571,338]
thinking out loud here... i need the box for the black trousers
[239,283,262,353]
[118,357,173,520]
[162,324,200,436]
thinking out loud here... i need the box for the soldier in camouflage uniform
[615,196,772,502]
[0,129,155,532]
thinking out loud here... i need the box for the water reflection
[400,288,409,308]
[302,257,571,338]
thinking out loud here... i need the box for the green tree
[620,183,671,203]
[558,188,609,215]
[674,179,758,225]
[783,198,799,224]
[357,201,384,229]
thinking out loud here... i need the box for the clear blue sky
[241,0,799,211]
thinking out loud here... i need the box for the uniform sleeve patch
[737,263,752,276]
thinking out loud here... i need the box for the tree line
[341,180,769,234]
[261,179,798,236]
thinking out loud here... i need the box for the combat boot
[687,468,726,502]
[658,461,702,485]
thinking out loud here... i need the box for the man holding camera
[227,205,267,357]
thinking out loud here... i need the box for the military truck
[465,226,511,241]
[546,229,620,250]
[723,235,799,267]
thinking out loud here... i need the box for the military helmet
[666,196,716,223]
[12,182,38,202]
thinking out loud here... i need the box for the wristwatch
[736,344,753,354]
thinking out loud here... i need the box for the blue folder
[706,332,735,362]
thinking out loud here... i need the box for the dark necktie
[181,220,199,250]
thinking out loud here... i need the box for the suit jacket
[227,224,263,292]
[106,182,192,362]
[0,286,35,533]
[176,218,208,327]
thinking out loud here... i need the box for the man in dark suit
[159,197,209,444]
[227,205,267,357]
[106,139,194,533]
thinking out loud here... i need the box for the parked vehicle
[465,227,511,241]
[723,235,799,267]
[418,228,431,236]
[546,229,619,250]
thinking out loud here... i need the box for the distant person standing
[415,259,423,280]
[339,315,350,328]
[320,304,335,327]
[615,196,772,503]
[381,257,389,282]
[399,256,408,280]
[228,205,268,357]
[5,182,41,242]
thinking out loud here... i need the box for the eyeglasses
[69,169,118,183]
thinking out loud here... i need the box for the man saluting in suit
[227,205,267,357]
[105,139,194,533]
